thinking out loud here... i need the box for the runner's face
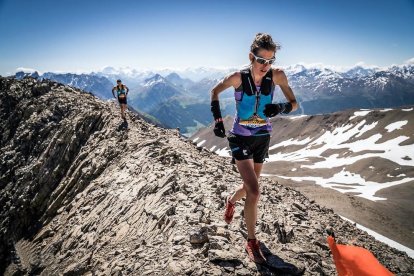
[250,49,275,77]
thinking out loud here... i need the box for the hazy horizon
[10,58,414,77]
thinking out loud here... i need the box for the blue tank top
[116,85,126,96]
[230,84,274,136]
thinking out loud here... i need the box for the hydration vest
[116,85,126,96]
[236,68,274,128]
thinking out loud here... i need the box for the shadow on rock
[211,259,244,273]
[117,120,128,131]
[257,242,305,276]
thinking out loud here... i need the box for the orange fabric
[327,236,394,276]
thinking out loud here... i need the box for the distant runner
[112,79,129,120]
[210,33,298,263]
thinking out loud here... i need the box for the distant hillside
[128,74,186,113]
[191,107,414,250]
[41,72,114,99]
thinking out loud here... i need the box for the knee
[246,183,260,201]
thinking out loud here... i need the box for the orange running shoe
[223,196,235,224]
[245,239,266,264]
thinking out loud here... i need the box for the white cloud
[349,61,380,70]
[282,62,381,73]
[404,57,414,65]
[16,67,39,73]
[354,61,366,66]
[283,62,343,72]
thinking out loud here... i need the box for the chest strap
[240,68,273,96]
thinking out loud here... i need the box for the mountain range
[11,63,414,134]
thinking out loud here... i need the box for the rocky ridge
[0,77,413,275]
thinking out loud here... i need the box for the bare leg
[121,104,126,119]
[234,159,261,240]
[229,162,263,203]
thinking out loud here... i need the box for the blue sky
[1,0,413,75]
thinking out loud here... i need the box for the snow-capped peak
[343,65,378,78]
[15,70,40,80]
[284,64,306,74]
[144,74,166,87]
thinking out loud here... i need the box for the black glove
[213,121,226,138]
[264,102,293,117]
[263,104,281,117]
[211,100,222,119]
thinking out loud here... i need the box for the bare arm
[210,72,241,101]
[111,86,116,98]
[273,69,299,111]
[210,72,240,137]
[124,85,129,95]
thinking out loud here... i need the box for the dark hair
[250,33,280,55]
[117,79,122,83]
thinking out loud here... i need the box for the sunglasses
[252,53,275,65]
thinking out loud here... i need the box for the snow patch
[144,78,164,87]
[196,140,206,147]
[287,115,308,120]
[387,173,407,178]
[349,110,372,120]
[215,147,231,157]
[269,137,312,150]
[385,121,407,132]
[266,169,414,201]
[355,121,377,138]
[266,118,414,201]
[268,120,414,169]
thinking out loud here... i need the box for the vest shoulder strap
[261,70,273,95]
[240,68,273,96]
[240,68,255,96]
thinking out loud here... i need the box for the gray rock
[189,228,209,244]
[173,235,186,245]
[274,221,294,244]
[208,249,240,262]
[209,235,230,250]
[293,202,307,212]
[236,267,251,275]
[62,262,87,276]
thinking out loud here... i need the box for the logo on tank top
[238,114,267,128]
